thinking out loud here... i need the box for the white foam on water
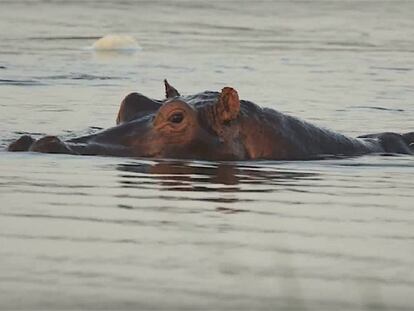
[91,34,142,51]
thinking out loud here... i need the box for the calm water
[1,1,414,310]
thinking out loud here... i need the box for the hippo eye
[168,112,184,124]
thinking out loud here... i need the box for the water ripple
[0,79,44,86]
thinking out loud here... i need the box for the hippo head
[111,80,247,160]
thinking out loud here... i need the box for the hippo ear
[164,79,180,98]
[215,87,240,122]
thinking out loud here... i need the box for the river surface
[1,1,414,310]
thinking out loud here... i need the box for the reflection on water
[115,161,320,212]
[117,160,319,192]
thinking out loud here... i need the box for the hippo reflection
[116,160,318,192]
[8,80,414,160]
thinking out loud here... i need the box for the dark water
[1,1,414,310]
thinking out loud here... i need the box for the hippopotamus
[8,80,414,160]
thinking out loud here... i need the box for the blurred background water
[1,1,414,310]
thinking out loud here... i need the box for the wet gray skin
[8,80,414,160]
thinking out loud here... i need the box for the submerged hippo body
[8,80,414,160]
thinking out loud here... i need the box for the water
[1,1,414,310]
